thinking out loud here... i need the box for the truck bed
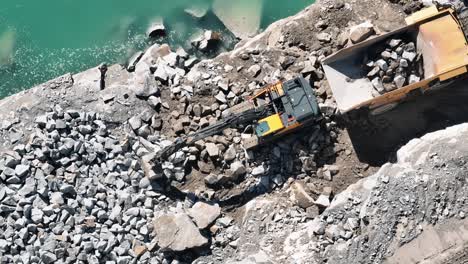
[323,8,468,113]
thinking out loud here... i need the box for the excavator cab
[156,77,319,160]
[244,77,319,148]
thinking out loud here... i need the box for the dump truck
[156,77,320,160]
[323,6,468,115]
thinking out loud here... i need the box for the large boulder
[135,44,171,74]
[290,182,315,209]
[188,202,221,229]
[147,17,166,38]
[153,213,209,252]
[212,0,262,39]
[349,21,375,44]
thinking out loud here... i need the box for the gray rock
[128,116,142,131]
[315,194,331,208]
[402,51,416,62]
[367,66,380,77]
[35,115,48,127]
[127,51,144,72]
[394,75,406,88]
[316,32,332,43]
[31,208,44,224]
[205,143,219,158]
[409,74,421,84]
[163,52,179,67]
[147,18,166,38]
[176,47,189,59]
[375,59,388,71]
[381,51,392,60]
[154,65,169,82]
[148,96,162,109]
[248,64,261,77]
[0,205,15,213]
[319,102,337,116]
[218,79,230,92]
[400,59,409,68]
[6,176,21,184]
[371,77,385,93]
[15,164,30,177]
[41,252,57,264]
[125,207,140,217]
[404,42,416,52]
[142,153,160,180]
[389,39,402,48]
[188,202,221,229]
[228,161,246,180]
[224,145,236,162]
[101,93,115,103]
[2,167,15,177]
[349,22,375,43]
[290,182,315,209]
[135,74,159,98]
[214,91,227,104]
[251,165,265,176]
[153,213,208,251]
[184,57,199,69]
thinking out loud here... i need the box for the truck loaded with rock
[323,6,468,114]
[1,0,468,264]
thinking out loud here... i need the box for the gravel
[366,38,424,95]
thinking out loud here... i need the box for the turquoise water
[0,0,313,98]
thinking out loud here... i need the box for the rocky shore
[1,0,468,263]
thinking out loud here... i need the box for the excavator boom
[156,105,269,160]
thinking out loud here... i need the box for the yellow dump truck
[323,7,468,115]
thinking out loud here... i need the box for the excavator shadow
[343,79,468,166]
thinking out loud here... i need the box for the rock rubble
[366,38,424,96]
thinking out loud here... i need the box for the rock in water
[135,43,171,73]
[153,213,209,251]
[212,0,263,39]
[188,202,221,229]
[184,4,209,19]
[147,17,166,38]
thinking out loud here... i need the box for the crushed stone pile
[0,107,175,263]
[366,38,424,96]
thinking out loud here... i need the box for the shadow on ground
[343,78,468,166]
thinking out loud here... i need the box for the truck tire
[369,102,399,116]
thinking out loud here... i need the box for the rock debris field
[1,0,468,263]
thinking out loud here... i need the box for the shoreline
[1,0,468,263]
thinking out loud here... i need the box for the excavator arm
[155,104,269,161]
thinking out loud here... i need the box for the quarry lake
[0,0,313,98]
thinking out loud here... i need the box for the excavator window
[255,121,270,135]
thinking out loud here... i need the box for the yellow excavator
[156,6,468,160]
[156,77,320,160]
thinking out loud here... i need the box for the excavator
[156,77,320,160]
